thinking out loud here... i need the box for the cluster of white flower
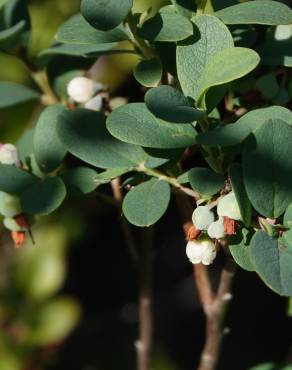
[186,192,242,266]
[67,76,104,111]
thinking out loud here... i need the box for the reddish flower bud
[11,231,26,248]
[187,225,201,241]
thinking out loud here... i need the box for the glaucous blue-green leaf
[215,1,292,26]
[0,82,39,108]
[122,178,171,227]
[34,105,67,173]
[284,202,292,228]
[171,0,196,18]
[107,103,197,149]
[38,42,117,60]
[197,47,260,106]
[243,119,292,218]
[177,171,189,184]
[81,0,133,31]
[57,108,155,168]
[229,228,254,272]
[0,164,37,194]
[250,231,292,296]
[143,148,183,169]
[217,192,242,221]
[197,106,292,147]
[177,15,234,100]
[62,167,98,196]
[0,20,26,49]
[229,163,252,226]
[21,177,66,215]
[133,58,162,87]
[55,14,128,45]
[145,85,203,123]
[188,167,224,197]
[95,167,131,185]
[138,6,193,42]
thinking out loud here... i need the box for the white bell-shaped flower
[67,77,103,103]
[0,144,19,165]
[207,217,225,239]
[186,237,216,265]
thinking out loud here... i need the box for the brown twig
[111,179,153,370]
[176,193,236,370]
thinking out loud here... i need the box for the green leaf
[197,47,260,105]
[21,177,66,215]
[243,119,292,218]
[0,82,39,108]
[122,178,171,227]
[55,14,128,45]
[138,6,193,42]
[188,167,224,197]
[95,167,131,184]
[34,105,67,173]
[171,0,196,18]
[284,202,292,228]
[177,15,234,100]
[106,103,197,149]
[229,163,252,226]
[145,85,203,123]
[57,108,151,168]
[216,0,292,26]
[62,167,98,196]
[133,58,162,87]
[81,0,133,31]
[256,74,279,100]
[229,228,254,272]
[0,164,36,194]
[197,106,292,147]
[0,20,26,49]
[250,231,292,296]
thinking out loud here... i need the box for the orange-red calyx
[187,225,201,241]
[11,231,26,248]
[223,216,237,235]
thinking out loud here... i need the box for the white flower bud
[67,77,103,103]
[0,192,22,218]
[207,217,225,239]
[0,143,19,165]
[192,206,214,231]
[186,238,216,265]
[84,94,103,111]
[217,192,242,221]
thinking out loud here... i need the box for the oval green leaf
[62,167,98,196]
[55,14,128,45]
[133,58,162,88]
[0,164,37,194]
[188,167,224,197]
[106,103,197,149]
[250,231,292,296]
[177,15,234,100]
[81,0,133,31]
[21,177,66,215]
[243,119,292,218]
[0,82,39,109]
[229,228,254,272]
[34,105,67,173]
[145,85,203,123]
[138,6,193,42]
[122,178,171,227]
[57,108,149,168]
[197,47,260,105]
[216,0,292,26]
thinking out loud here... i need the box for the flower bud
[217,192,242,221]
[84,95,103,111]
[207,217,225,239]
[186,237,216,265]
[192,206,214,231]
[67,77,103,103]
[0,192,22,218]
[0,143,19,165]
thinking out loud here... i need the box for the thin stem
[175,193,236,370]
[136,164,200,201]
[136,228,154,370]
[126,12,155,60]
